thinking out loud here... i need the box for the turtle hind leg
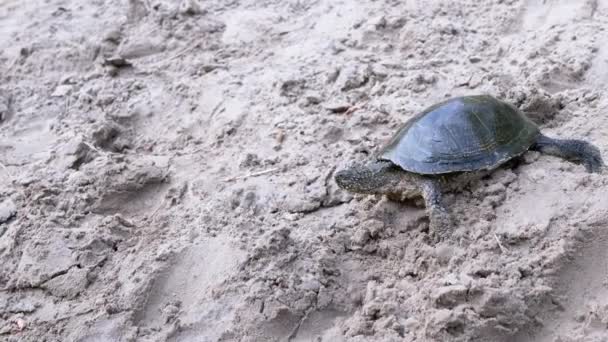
[419,177,453,240]
[531,134,604,173]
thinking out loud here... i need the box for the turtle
[335,95,604,238]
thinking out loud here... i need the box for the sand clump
[1,0,608,341]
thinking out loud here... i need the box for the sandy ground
[1,0,608,341]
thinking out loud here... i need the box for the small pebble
[0,198,17,224]
[469,56,482,63]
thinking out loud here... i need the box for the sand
[1,0,608,341]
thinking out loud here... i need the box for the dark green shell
[378,95,540,174]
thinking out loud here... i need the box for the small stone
[403,317,419,331]
[324,101,350,113]
[386,15,407,29]
[326,67,340,83]
[415,72,437,85]
[477,289,515,317]
[115,102,151,122]
[0,94,9,122]
[368,16,387,30]
[303,91,322,105]
[432,284,468,308]
[366,219,385,238]
[0,198,17,224]
[364,280,378,302]
[96,93,116,107]
[240,153,261,168]
[162,302,181,323]
[493,169,518,186]
[58,136,96,170]
[127,0,148,21]
[104,29,122,44]
[179,0,205,15]
[481,182,506,196]
[15,318,26,332]
[105,303,120,314]
[335,63,371,91]
[280,79,306,98]
[455,74,472,87]
[300,278,321,292]
[94,298,106,307]
[469,56,482,63]
[103,56,132,68]
[362,302,382,318]
[483,192,506,208]
[285,198,321,213]
[428,309,464,333]
[329,41,346,55]
[91,121,123,151]
[239,191,258,212]
[377,315,396,330]
[4,297,37,314]
[371,63,389,79]
[351,227,371,246]
[528,169,546,182]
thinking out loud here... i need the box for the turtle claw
[576,140,604,173]
[583,147,604,173]
[419,177,453,241]
[429,207,453,241]
[585,160,604,174]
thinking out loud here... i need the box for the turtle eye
[334,169,352,188]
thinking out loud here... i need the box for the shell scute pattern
[378,95,540,174]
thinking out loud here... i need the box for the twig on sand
[5,57,18,78]
[148,41,201,68]
[287,307,314,342]
[82,141,105,155]
[224,167,280,182]
[208,100,225,123]
[494,233,507,253]
[148,199,165,223]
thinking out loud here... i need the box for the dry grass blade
[148,41,202,68]
[0,161,13,181]
[494,233,508,253]
[224,168,280,182]
[82,141,105,155]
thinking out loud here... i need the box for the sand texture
[1,0,608,341]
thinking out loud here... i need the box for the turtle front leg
[419,177,453,239]
[531,134,604,173]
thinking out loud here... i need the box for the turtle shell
[377,95,540,174]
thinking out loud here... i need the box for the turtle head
[335,160,401,194]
